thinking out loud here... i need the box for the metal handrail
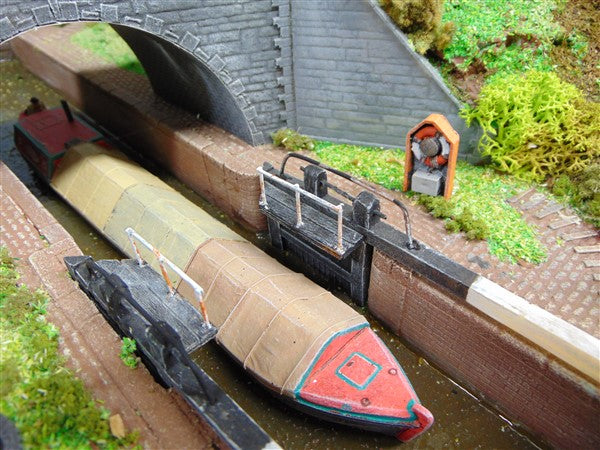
[125,227,210,324]
[257,166,345,254]
[278,152,419,250]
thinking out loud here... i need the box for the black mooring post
[60,100,74,122]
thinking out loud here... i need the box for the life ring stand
[402,114,460,200]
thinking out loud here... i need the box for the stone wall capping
[466,276,600,381]
[32,5,54,25]
[369,222,599,382]
[81,10,102,22]
[0,17,17,40]
[60,3,80,22]
[100,4,118,22]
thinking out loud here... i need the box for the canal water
[0,56,540,449]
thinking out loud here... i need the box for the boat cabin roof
[18,107,102,156]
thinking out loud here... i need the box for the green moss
[120,337,139,369]
[313,141,405,190]
[462,70,600,182]
[0,247,137,448]
[313,143,547,264]
[271,128,315,152]
[71,23,145,75]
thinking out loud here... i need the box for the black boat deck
[65,255,279,450]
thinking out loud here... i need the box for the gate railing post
[125,227,210,324]
[257,167,346,255]
[294,184,304,227]
[336,204,343,253]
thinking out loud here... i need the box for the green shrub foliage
[462,70,600,182]
[552,163,600,226]
[271,128,315,151]
[380,0,455,54]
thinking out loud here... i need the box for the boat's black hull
[64,255,277,450]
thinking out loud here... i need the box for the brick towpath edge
[0,161,220,449]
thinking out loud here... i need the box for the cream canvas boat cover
[104,183,242,273]
[52,143,242,282]
[181,238,368,397]
[51,143,168,231]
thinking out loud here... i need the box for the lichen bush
[0,247,137,448]
[379,0,455,54]
[271,128,315,152]
[461,70,600,182]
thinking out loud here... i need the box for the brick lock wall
[369,250,600,450]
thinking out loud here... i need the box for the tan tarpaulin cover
[104,184,242,271]
[181,238,368,397]
[51,143,242,282]
[51,143,169,230]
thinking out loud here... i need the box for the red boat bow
[296,326,433,440]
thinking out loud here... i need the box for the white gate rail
[257,166,344,254]
[125,227,209,324]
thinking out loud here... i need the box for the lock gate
[258,153,418,306]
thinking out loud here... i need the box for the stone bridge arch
[0,0,286,145]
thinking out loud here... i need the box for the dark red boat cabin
[14,104,103,181]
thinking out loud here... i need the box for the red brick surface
[369,250,600,450]
[1,162,218,449]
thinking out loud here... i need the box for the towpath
[0,161,220,447]
[12,23,597,339]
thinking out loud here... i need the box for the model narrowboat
[14,102,433,442]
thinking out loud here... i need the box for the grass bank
[71,23,145,75]
[312,141,546,264]
[0,247,137,448]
